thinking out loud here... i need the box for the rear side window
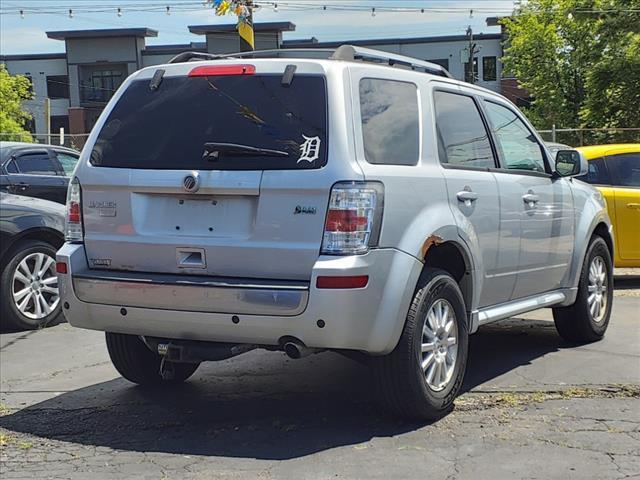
[359,78,419,166]
[607,153,640,187]
[577,157,611,185]
[434,91,495,169]
[90,74,327,170]
[14,153,58,175]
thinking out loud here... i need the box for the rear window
[90,74,327,170]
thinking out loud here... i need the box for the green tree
[502,0,640,140]
[0,64,34,142]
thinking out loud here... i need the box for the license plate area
[132,193,256,238]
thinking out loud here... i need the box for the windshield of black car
[90,74,328,170]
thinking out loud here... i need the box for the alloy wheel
[421,298,458,392]
[587,255,608,323]
[12,252,59,321]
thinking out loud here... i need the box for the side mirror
[555,150,588,177]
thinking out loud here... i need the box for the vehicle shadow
[0,317,566,460]
[613,273,640,290]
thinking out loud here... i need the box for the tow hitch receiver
[151,338,256,363]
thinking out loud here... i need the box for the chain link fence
[0,133,90,151]
[538,127,640,147]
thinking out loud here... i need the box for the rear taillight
[321,182,384,255]
[65,177,83,243]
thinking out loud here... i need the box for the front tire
[372,268,469,420]
[106,332,200,385]
[553,235,613,343]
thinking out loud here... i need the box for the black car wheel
[1,240,62,330]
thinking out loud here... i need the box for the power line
[3,1,638,15]
[0,1,519,16]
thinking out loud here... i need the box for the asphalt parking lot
[1,273,639,480]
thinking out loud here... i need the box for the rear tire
[371,268,469,420]
[553,235,613,343]
[106,332,200,385]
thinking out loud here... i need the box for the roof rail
[168,48,337,63]
[330,45,453,78]
[167,45,453,78]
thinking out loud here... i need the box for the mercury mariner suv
[56,46,614,419]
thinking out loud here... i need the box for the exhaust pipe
[283,339,315,359]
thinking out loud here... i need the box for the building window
[464,58,478,83]
[46,75,70,99]
[79,64,127,104]
[428,58,449,71]
[483,57,497,82]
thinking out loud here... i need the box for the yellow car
[576,144,640,267]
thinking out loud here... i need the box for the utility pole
[238,0,255,52]
[466,25,479,84]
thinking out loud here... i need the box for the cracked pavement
[1,286,639,479]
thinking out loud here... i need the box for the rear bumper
[57,243,422,354]
[72,270,308,316]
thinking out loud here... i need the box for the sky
[0,0,516,54]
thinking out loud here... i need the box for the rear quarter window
[90,74,328,171]
[359,78,419,166]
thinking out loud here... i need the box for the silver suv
[56,46,614,419]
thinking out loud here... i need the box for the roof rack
[167,45,453,78]
[330,45,453,78]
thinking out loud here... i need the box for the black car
[0,141,80,204]
[0,192,65,330]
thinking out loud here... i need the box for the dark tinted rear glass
[90,74,327,170]
[15,153,58,175]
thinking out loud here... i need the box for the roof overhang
[46,28,158,41]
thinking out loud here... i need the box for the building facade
[1,20,512,143]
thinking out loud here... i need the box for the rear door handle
[10,183,29,192]
[522,193,539,205]
[626,203,640,209]
[456,190,479,204]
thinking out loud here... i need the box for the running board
[470,291,566,333]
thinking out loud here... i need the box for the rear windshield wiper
[203,142,289,159]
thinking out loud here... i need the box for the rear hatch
[81,62,334,281]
